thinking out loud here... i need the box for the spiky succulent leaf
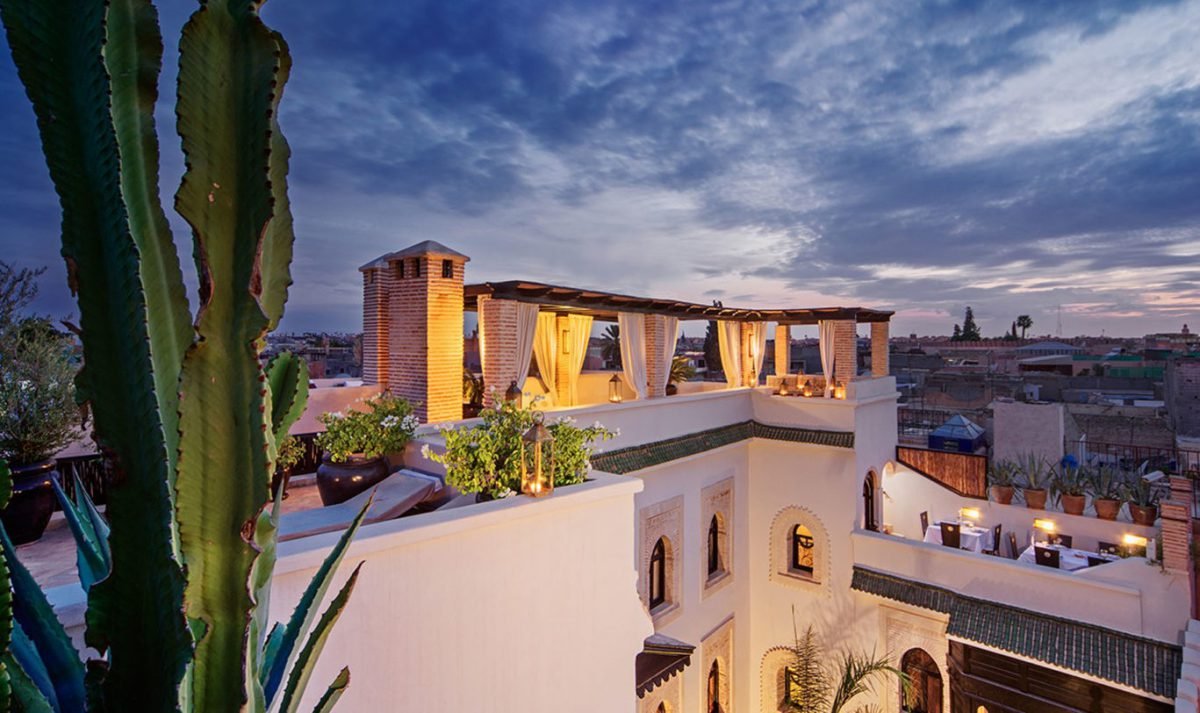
[277,563,363,713]
[312,668,350,713]
[173,0,293,707]
[0,461,10,711]
[73,474,112,568]
[262,497,371,705]
[0,526,82,711]
[3,653,53,713]
[260,30,295,332]
[0,0,191,706]
[248,481,286,711]
[10,623,56,711]
[266,352,309,447]
[51,478,110,591]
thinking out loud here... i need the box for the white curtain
[652,316,679,395]
[716,320,742,388]
[748,321,767,386]
[818,319,836,397]
[513,303,539,392]
[563,314,593,406]
[533,312,558,406]
[618,313,648,400]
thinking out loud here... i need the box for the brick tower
[360,241,469,423]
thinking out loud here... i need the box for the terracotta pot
[1094,498,1122,521]
[990,485,1014,505]
[0,461,58,545]
[1129,503,1157,526]
[1023,488,1048,510]
[316,454,390,506]
[1060,493,1086,516]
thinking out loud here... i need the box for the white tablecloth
[923,521,994,553]
[1018,544,1120,571]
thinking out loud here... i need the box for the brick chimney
[359,241,470,423]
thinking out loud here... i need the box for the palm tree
[1016,314,1033,339]
[600,324,622,369]
[782,613,908,713]
[669,355,696,384]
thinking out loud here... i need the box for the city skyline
[1,0,1197,337]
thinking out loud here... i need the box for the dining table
[922,520,994,554]
[1018,543,1122,572]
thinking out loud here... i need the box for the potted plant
[665,355,696,396]
[1052,463,1088,516]
[270,435,306,500]
[426,397,615,501]
[1087,465,1125,521]
[314,394,419,505]
[0,317,80,544]
[1124,472,1160,526]
[1015,453,1051,510]
[986,459,1017,504]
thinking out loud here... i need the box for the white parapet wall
[269,471,652,712]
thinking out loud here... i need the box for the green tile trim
[851,566,1182,698]
[591,420,854,475]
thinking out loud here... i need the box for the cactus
[0,0,365,711]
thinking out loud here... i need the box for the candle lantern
[801,380,814,398]
[520,413,555,497]
[778,379,791,396]
[833,382,847,400]
[505,380,522,406]
[608,373,623,403]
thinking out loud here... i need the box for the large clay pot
[0,461,58,545]
[316,454,389,506]
[990,485,1014,505]
[1094,498,1122,521]
[1061,493,1086,516]
[1130,504,1158,526]
[1023,488,1048,510]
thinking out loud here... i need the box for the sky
[1,0,1198,338]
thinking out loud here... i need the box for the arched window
[707,515,721,577]
[900,648,943,713]
[863,473,879,532]
[707,659,721,713]
[649,537,667,609]
[791,525,814,575]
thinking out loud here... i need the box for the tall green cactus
[0,0,365,711]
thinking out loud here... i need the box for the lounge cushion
[279,471,436,542]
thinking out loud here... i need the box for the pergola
[464,280,893,324]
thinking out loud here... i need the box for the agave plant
[0,0,365,710]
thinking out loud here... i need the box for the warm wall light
[1122,534,1148,547]
[1033,518,1056,533]
[801,380,814,398]
[833,382,847,400]
[561,329,571,354]
[608,373,623,403]
[959,507,981,523]
[520,413,554,498]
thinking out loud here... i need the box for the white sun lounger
[278,469,443,542]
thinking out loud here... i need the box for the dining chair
[939,521,961,549]
[1034,545,1060,569]
[920,511,929,537]
[1098,541,1121,557]
[1049,533,1073,548]
[1086,555,1108,568]
[1007,532,1019,560]
[984,524,1002,556]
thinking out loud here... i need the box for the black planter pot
[316,454,390,506]
[1,461,58,545]
[665,383,678,396]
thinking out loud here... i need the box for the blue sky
[1,0,1198,337]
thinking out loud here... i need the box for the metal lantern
[800,380,813,398]
[778,379,790,396]
[520,412,555,497]
[833,381,847,400]
[608,373,623,403]
[505,380,522,406]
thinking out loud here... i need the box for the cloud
[0,0,1196,338]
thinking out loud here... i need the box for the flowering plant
[315,394,419,463]
[424,396,616,499]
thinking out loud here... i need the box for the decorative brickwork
[774,324,790,377]
[478,296,521,408]
[832,319,857,384]
[740,322,756,387]
[701,478,734,596]
[701,617,734,713]
[360,266,391,386]
[553,313,572,405]
[645,315,669,398]
[640,496,684,627]
[871,321,890,377]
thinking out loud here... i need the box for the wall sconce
[561,329,571,354]
[608,373,623,403]
[959,507,981,523]
[505,380,522,406]
[520,413,555,498]
[1122,533,1149,558]
[1033,518,1056,533]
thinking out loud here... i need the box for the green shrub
[316,394,419,462]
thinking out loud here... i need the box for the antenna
[1056,305,1063,337]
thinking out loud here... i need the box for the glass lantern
[505,380,522,406]
[800,380,814,398]
[520,413,555,497]
[608,373,623,403]
[833,382,847,400]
